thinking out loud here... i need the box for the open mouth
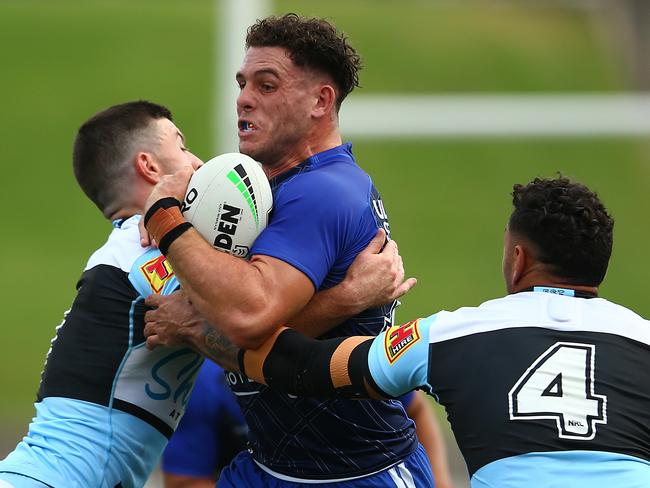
[239,120,256,132]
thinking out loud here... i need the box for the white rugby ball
[181,153,273,258]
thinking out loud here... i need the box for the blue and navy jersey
[368,288,650,487]
[162,360,247,478]
[230,143,417,481]
[0,216,203,488]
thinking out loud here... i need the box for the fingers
[394,254,405,284]
[361,228,386,255]
[381,239,398,257]
[146,334,161,350]
[139,219,150,247]
[179,164,195,181]
[391,277,418,300]
[143,319,157,338]
[145,294,163,308]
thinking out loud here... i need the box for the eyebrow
[177,130,186,144]
[236,68,280,80]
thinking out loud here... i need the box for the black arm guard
[240,329,379,399]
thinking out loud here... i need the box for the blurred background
[1,1,649,486]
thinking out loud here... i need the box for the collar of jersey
[268,142,354,190]
[519,285,597,299]
[112,214,142,229]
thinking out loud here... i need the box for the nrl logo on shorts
[384,319,421,364]
[141,255,174,294]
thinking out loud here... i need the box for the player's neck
[108,205,141,221]
[265,129,342,179]
[512,273,599,296]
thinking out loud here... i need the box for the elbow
[229,330,270,350]
[213,300,277,350]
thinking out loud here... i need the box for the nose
[236,84,255,113]
[188,152,203,170]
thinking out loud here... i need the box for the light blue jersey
[367,289,650,487]
[0,216,202,488]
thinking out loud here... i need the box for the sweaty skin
[141,45,402,350]
[144,229,415,371]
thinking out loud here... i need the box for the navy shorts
[217,443,434,487]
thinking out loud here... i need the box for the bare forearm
[183,321,242,372]
[166,230,310,348]
[289,281,364,337]
[166,230,264,328]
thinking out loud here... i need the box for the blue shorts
[217,444,434,487]
[0,473,51,488]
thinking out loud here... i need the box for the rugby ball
[181,153,273,258]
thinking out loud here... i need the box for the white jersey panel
[112,344,202,432]
[428,292,650,346]
[85,215,148,272]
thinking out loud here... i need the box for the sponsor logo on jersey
[140,255,174,293]
[385,319,421,364]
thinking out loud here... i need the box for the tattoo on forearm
[201,323,241,372]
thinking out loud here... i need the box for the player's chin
[238,140,263,161]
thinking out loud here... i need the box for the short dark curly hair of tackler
[509,176,614,286]
[246,13,362,109]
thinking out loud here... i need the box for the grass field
[1,0,648,451]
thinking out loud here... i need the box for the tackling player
[150,177,650,487]
[0,101,408,488]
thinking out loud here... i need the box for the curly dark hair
[509,177,614,286]
[246,13,362,109]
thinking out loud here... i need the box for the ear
[311,84,337,119]
[511,244,527,288]
[134,152,160,185]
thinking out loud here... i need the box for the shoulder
[430,294,650,346]
[588,297,647,322]
[427,294,533,344]
[85,216,149,273]
[276,159,372,210]
[85,216,178,297]
[584,298,650,346]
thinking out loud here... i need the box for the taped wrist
[240,328,377,399]
[144,197,193,255]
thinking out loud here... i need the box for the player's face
[152,118,203,174]
[236,46,317,168]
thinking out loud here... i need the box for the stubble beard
[240,129,302,170]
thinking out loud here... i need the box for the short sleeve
[367,316,435,398]
[251,172,376,289]
[128,249,180,298]
[396,391,416,409]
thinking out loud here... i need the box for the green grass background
[1,0,648,451]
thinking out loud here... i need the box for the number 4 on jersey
[508,342,607,440]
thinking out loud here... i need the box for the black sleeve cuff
[158,222,193,256]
